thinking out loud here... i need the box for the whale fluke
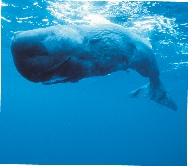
[128,81,177,111]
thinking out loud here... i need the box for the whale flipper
[128,81,177,111]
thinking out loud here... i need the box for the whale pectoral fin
[128,81,177,111]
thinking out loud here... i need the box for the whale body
[11,24,177,111]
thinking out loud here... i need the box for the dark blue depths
[0,1,187,166]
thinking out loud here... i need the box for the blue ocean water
[0,1,187,165]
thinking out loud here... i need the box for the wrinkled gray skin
[11,24,177,111]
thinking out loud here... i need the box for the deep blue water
[0,1,187,165]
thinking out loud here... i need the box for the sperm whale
[11,24,177,111]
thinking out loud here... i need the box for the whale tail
[128,81,177,111]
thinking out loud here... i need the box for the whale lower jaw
[42,76,68,85]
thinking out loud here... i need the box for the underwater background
[0,1,187,165]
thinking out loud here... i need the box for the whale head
[11,27,76,83]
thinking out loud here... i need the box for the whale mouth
[38,56,71,83]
